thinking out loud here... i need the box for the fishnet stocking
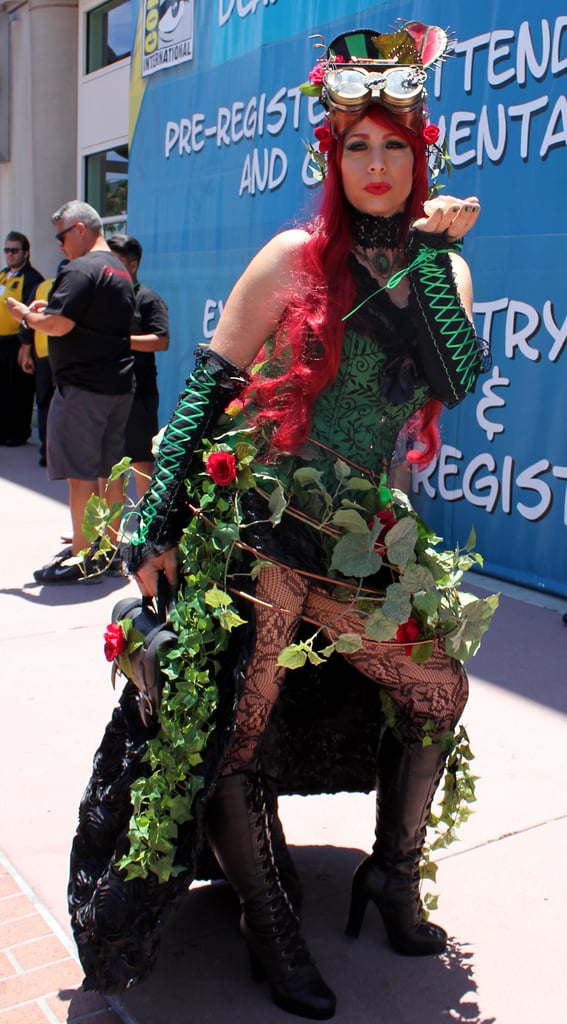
[222,567,468,771]
[305,586,468,739]
[223,565,308,773]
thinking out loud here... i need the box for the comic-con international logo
[142,0,194,77]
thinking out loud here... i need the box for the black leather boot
[206,770,336,1020]
[345,729,448,956]
[263,779,303,918]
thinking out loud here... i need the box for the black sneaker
[33,550,104,584]
[88,539,127,577]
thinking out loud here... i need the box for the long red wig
[244,106,441,467]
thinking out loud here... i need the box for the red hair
[407,398,443,468]
[245,107,432,458]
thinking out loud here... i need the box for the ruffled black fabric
[68,606,384,993]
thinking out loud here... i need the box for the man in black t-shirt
[8,200,135,583]
[108,234,170,498]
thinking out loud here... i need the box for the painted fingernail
[452,205,459,212]
[464,205,471,212]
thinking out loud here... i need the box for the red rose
[104,623,126,662]
[205,450,237,486]
[314,124,333,153]
[423,124,441,145]
[369,508,397,555]
[308,63,326,85]
[396,617,421,656]
[308,55,344,85]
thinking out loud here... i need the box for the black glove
[407,229,490,407]
[126,348,248,573]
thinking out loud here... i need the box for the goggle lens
[323,65,425,114]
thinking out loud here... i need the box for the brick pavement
[0,855,122,1024]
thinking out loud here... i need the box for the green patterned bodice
[309,326,428,477]
[276,325,429,497]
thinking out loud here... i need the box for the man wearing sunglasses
[0,231,44,447]
[8,201,135,584]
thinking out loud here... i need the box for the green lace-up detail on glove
[406,230,490,407]
[127,349,248,572]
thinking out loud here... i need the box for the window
[85,145,128,233]
[86,0,131,73]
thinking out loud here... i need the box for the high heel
[247,945,267,984]
[206,770,336,1019]
[345,855,446,955]
[345,733,448,957]
[344,866,371,939]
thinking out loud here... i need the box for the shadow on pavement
[0,575,132,608]
[66,845,497,1024]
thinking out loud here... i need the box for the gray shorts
[47,384,133,481]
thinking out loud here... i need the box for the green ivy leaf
[334,632,364,654]
[364,611,398,642]
[445,594,499,661]
[234,441,257,465]
[299,81,322,96]
[385,516,419,565]
[399,563,436,593]
[277,644,308,669]
[412,590,440,617]
[106,456,132,482]
[332,509,370,534]
[330,531,383,578]
[420,859,438,882]
[334,458,351,479]
[382,583,412,623]
[216,608,247,631]
[212,521,239,549]
[293,466,324,487]
[268,482,288,526]
[204,584,232,608]
[410,640,435,664]
[347,476,374,491]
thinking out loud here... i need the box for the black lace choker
[349,209,404,251]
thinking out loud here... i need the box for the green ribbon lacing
[130,367,218,547]
[342,244,480,394]
[342,248,435,322]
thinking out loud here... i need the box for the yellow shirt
[32,278,54,359]
[0,270,25,335]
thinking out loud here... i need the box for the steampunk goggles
[323,63,427,133]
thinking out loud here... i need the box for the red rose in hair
[308,55,344,85]
[308,63,326,85]
[104,623,126,662]
[369,508,397,555]
[206,450,237,486]
[396,617,421,656]
[423,123,441,145]
[314,124,333,153]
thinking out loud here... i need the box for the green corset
[312,327,427,465]
[285,328,429,493]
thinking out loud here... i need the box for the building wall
[0,0,129,278]
[77,0,129,203]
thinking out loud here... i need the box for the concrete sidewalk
[1,437,566,1023]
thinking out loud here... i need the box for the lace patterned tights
[222,564,469,773]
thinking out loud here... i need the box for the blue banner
[128,1,567,596]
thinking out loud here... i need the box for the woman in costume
[70,25,491,1021]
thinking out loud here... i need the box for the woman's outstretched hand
[134,548,178,597]
[413,195,480,242]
